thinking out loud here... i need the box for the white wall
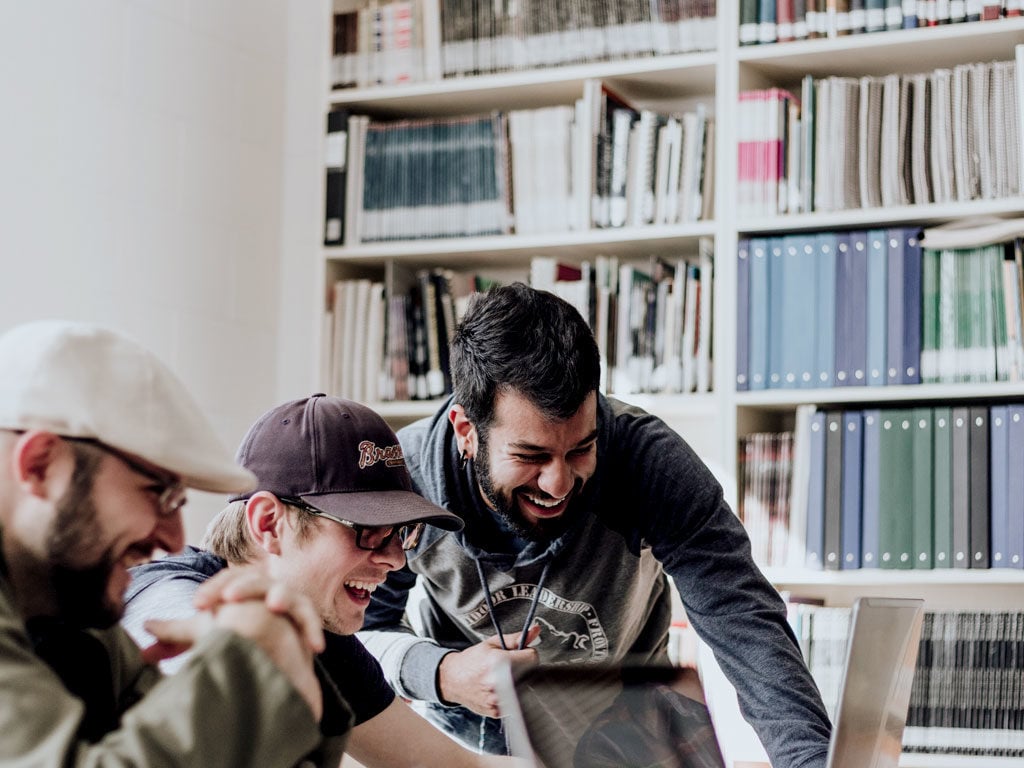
[0,0,309,542]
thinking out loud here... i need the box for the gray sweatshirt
[359,394,830,768]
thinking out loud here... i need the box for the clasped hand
[140,565,325,720]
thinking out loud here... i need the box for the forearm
[358,627,453,703]
[115,629,329,765]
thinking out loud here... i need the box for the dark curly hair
[450,282,601,432]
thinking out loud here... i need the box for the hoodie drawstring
[475,558,552,650]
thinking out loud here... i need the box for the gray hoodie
[359,394,830,768]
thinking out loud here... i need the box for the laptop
[495,596,924,768]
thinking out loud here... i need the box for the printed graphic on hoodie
[461,583,608,660]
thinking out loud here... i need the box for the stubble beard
[45,450,123,629]
[474,437,578,543]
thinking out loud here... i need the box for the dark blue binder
[814,232,838,388]
[841,411,864,569]
[835,231,867,387]
[824,411,844,570]
[901,228,923,385]
[885,228,905,386]
[866,229,888,387]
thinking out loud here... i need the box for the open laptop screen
[826,596,924,768]
[497,662,726,768]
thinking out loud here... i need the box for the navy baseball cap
[230,394,462,531]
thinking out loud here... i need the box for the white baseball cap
[0,320,256,494]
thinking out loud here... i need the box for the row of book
[737,228,1024,392]
[739,431,794,566]
[332,0,427,88]
[921,239,1024,384]
[545,245,714,396]
[323,246,715,403]
[788,603,1024,756]
[737,57,1021,217]
[741,402,1024,571]
[331,0,718,88]
[325,269,476,404]
[737,227,923,391]
[324,84,714,244]
[741,0,1021,46]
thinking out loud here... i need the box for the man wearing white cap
[0,320,348,766]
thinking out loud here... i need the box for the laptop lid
[497,596,924,768]
[825,596,925,768]
[496,661,726,768]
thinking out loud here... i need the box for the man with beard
[358,283,832,768]
[0,321,347,766]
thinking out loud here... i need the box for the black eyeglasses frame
[278,496,424,552]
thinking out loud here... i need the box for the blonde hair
[202,497,319,565]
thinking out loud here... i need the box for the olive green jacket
[0,548,348,767]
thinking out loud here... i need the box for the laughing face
[32,437,186,629]
[273,511,407,635]
[470,390,598,541]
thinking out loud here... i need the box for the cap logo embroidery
[358,440,405,469]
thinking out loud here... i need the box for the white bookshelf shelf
[763,566,1024,587]
[739,197,1024,235]
[738,16,1024,81]
[736,382,1024,410]
[324,222,717,267]
[328,51,718,116]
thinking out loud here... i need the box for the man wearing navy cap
[125,394,518,768]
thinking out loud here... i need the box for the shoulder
[128,547,225,593]
[597,394,699,470]
[397,417,429,457]
[319,634,396,725]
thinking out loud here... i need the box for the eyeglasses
[66,438,187,517]
[280,497,425,552]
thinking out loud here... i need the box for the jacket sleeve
[0,596,343,767]
[358,566,453,704]
[604,403,831,768]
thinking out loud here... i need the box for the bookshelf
[313,2,1024,765]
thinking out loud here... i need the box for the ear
[245,492,288,556]
[10,431,72,500]
[449,405,478,460]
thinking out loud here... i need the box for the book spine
[823,411,844,570]
[911,407,934,569]
[861,409,882,567]
[989,405,1010,567]
[932,407,954,567]
[840,411,864,569]
[805,411,828,569]
[737,239,751,391]
[968,405,990,568]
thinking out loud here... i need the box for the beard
[44,451,124,629]
[474,437,581,543]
